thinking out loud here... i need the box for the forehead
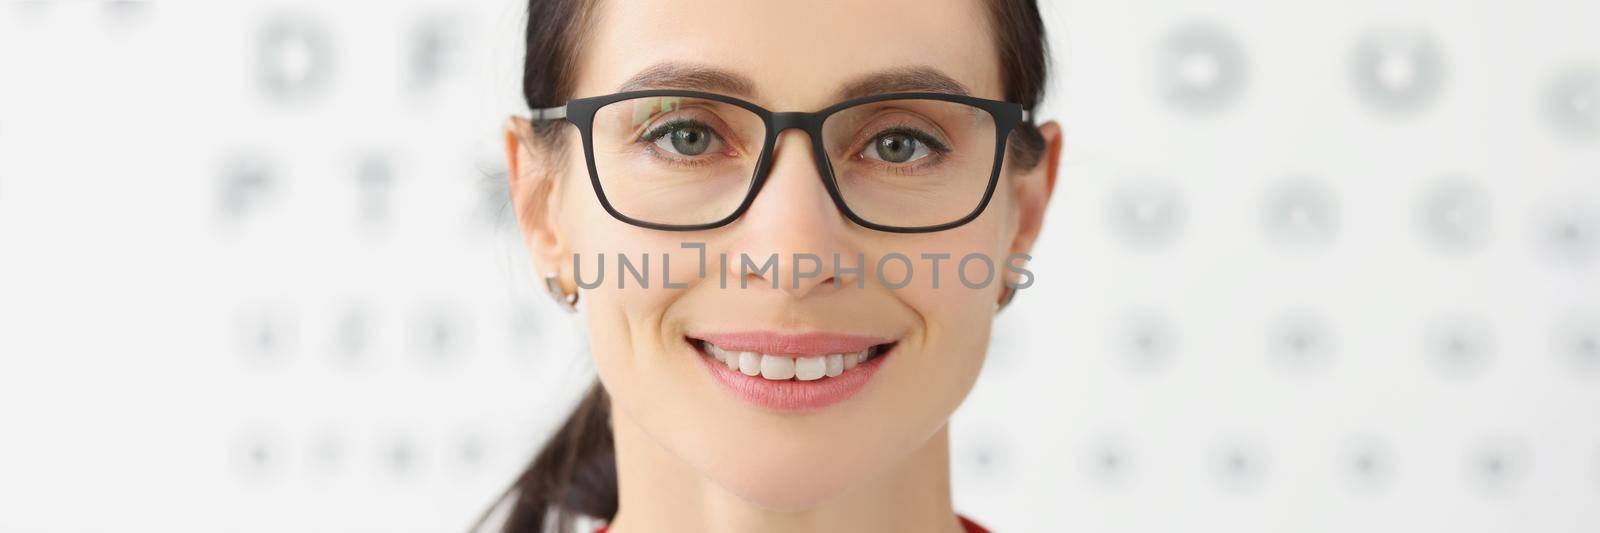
[573,0,1003,109]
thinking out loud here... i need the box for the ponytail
[475,380,618,533]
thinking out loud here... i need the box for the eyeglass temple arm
[531,104,567,122]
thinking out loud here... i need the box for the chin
[709,452,870,511]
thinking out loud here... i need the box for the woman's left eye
[859,130,934,164]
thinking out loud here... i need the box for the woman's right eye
[644,121,724,158]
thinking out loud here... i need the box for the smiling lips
[688,331,897,411]
[691,331,892,382]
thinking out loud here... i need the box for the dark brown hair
[479,1,1050,531]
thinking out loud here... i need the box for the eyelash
[853,125,952,173]
[637,118,730,168]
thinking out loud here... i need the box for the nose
[722,128,859,299]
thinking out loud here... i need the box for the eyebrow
[616,62,757,97]
[835,66,973,101]
[613,62,974,103]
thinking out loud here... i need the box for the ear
[1005,120,1063,266]
[504,116,572,292]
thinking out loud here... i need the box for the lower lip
[695,344,890,412]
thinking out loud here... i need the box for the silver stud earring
[995,284,1018,313]
[544,272,578,313]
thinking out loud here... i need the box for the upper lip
[687,331,896,356]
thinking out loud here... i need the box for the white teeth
[795,356,826,381]
[703,341,883,381]
[760,354,795,380]
[707,344,739,370]
[738,351,761,376]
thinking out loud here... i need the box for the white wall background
[0,1,1596,532]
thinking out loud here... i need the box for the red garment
[957,514,991,532]
[592,513,990,532]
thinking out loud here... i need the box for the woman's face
[509,0,1058,511]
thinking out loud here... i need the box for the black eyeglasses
[528,90,1029,233]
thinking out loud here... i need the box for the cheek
[572,243,697,382]
[558,157,693,322]
[557,171,704,414]
[862,217,1010,431]
[888,212,1011,347]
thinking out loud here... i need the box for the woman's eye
[860,131,932,164]
[651,124,722,156]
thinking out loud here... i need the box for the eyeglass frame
[527,89,1031,234]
